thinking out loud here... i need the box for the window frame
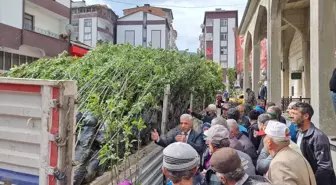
[24,13,34,31]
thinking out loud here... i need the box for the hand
[187,109,192,114]
[175,135,186,142]
[201,170,207,176]
[151,129,160,141]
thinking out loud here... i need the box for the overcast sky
[85,0,248,52]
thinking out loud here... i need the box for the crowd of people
[147,91,336,185]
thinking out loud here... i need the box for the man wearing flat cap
[210,148,270,185]
[162,142,206,185]
[203,125,256,185]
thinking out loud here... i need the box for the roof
[238,0,251,34]
[70,41,92,50]
[202,10,239,28]
[123,5,174,20]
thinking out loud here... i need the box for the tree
[228,68,237,95]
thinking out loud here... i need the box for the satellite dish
[65,24,74,35]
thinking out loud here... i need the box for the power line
[103,0,246,9]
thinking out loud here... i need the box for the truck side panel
[0,78,76,185]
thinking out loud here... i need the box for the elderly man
[286,102,298,142]
[210,148,270,185]
[211,117,228,128]
[151,114,205,154]
[202,125,256,185]
[263,120,317,185]
[267,105,286,124]
[227,119,257,164]
[188,104,217,124]
[227,108,248,134]
[237,104,250,129]
[292,102,336,185]
[162,142,206,185]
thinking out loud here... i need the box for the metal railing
[281,96,311,112]
[23,22,60,39]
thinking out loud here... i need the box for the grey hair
[217,166,245,182]
[167,169,195,183]
[180,114,192,121]
[267,106,282,117]
[211,117,228,128]
[287,102,297,110]
[270,136,290,145]
[257,114,272,127]
[211,138,230,149]
[226,119,239,131]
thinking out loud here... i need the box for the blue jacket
[254,106,265,114]
[289,123,297,143]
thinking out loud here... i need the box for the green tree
[228,68,237,95]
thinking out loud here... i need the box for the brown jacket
[267,146,317,185]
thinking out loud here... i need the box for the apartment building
[0,0,71,72]
[200,9,238,84]
[117,4,177,50]
[71,1,118,47]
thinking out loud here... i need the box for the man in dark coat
[151,114,205,154]
[292,102,336,185]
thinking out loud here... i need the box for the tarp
[234,28,267,73]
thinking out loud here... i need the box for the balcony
[23,23,69,57]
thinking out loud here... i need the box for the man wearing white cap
[263,120,316,185]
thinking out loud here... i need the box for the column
[243,45,251,93]
[302,25,310,98]
[310,0,336,134]
[252,43,260,93]
[281,48,289,97]
[267,1,282,106]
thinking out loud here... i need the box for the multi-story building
[117,4,177,50]
[71,1,118,47]
[0,0,71,72]
[201,9,238,83]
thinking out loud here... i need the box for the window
[220,19,228,26]
[125,30,135,46]
[205,19,213,26]
[4,53,11,70]
[19,55,26,65]
[84,33,92,40]
[12,54,19,67]
[24,13,34,31]
[151,30,161,49]
[220,47,228,55]
[0,51,3,70]
[220,33,228,41]
[84,19,92,27]
[205,33,213,41]
[291,86,294,96]
[72,20,79,27]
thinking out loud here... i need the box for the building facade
[117,11,170,49]
[119,4,177,50]
[0,0,71,72]
[71,2,118,48]
[239,0,336,135]
[201,9,238,84]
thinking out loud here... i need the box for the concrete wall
[0,0,23,29]
[228,18,236,68]
[56,0,71,8]
[117,25,143,46]
[78,17,98,47]
[25,5,61,35]
[213,19,220,64]
[288,31,303,97]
